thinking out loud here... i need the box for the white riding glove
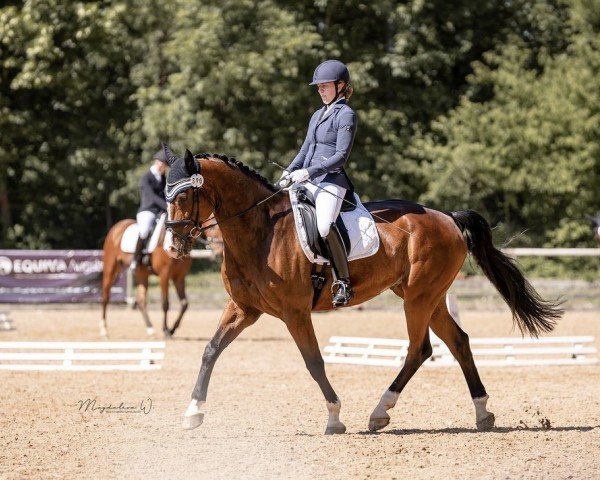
[290,169,310,185]
[277,170,291,188]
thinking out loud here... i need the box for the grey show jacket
[288,99,357,190]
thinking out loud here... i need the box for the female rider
[279,60,357,307]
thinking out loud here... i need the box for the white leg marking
[371,389,400,419]
[184,399,205,417]
[473,394,491,422]
[473,394,495,431]
[182,399,206,430]
[146,327,155,337]
[325,399,346,434]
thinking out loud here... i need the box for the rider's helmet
[309,60,350,85]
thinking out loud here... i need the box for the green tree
[0,1,140,248]
[417,0,599,254]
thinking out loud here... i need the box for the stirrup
[332,280,354,307]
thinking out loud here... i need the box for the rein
[165,185,283,244]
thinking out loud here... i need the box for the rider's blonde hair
[342,83,353,101]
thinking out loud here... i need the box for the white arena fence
[0,341,165,371]
[502,248,599,257]
[323,335,598,368]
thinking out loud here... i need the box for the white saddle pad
[289,188,380,264]
[120,213,166,254]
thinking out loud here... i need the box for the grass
[147,269,600,311]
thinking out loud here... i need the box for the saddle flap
[290,188,379,265]
[119,214,166,254]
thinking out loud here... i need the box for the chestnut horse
[162,146,562,434]
[101,219,195,338]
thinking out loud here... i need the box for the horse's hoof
[182,412,204,430]
[325,422,346,435]
[368,415,390,432]
[99,327,108,338]
[163,329,172,339]
[477,413,495,431]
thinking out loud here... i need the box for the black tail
[450,210,563,337]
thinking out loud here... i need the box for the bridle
[165,177,282,254]
[165,186,217,247]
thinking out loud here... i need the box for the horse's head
[587,214,600,244]
[162,143,214,259]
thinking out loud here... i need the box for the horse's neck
[207,167,275,255]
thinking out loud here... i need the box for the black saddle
[295,187,354,259]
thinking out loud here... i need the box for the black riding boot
[130,236,145,270]
[323,223,354,307]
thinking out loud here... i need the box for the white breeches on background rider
[304,182,347,238]
[136,210,156,240]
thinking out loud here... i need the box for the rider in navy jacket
[280,60,357,307]
[131,150,168,270]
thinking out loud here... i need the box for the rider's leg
[132,211,155,269]
[310,183,353,307]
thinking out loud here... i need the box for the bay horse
[162,145,562,434]
[101,218,194,338]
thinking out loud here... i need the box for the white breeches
[305,182,347,238]
[136,210,157,239]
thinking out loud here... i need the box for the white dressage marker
[0,341,165,371]
[323,335,598,368]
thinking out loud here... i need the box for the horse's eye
[178,193,188,203]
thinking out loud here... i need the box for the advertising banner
[0,250,126,303]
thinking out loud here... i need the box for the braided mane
[195,153,276,192]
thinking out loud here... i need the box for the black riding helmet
[309,60,350,105]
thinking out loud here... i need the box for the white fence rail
[0,341,166,371]
[502,248,600,257]
[323,335,598,368]
[190,248,217,259]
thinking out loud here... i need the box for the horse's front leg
[159,275,170,338]
[284,312,346,435]
[182,300,261,430]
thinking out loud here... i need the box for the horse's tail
[449,210,563,337]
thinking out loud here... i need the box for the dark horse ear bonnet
[162,143,203,202]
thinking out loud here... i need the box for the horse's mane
[195,153,276,192]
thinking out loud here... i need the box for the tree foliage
[417,0,599,250]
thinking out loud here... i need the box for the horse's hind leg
[100,254,120,337]
[429,299,495,431]
[183,300,261,430]
[168,276,188,337]
[284,312,346,435]
[369,289,435,431]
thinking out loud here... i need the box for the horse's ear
[162,142,178,166]
[184,148,199,174]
